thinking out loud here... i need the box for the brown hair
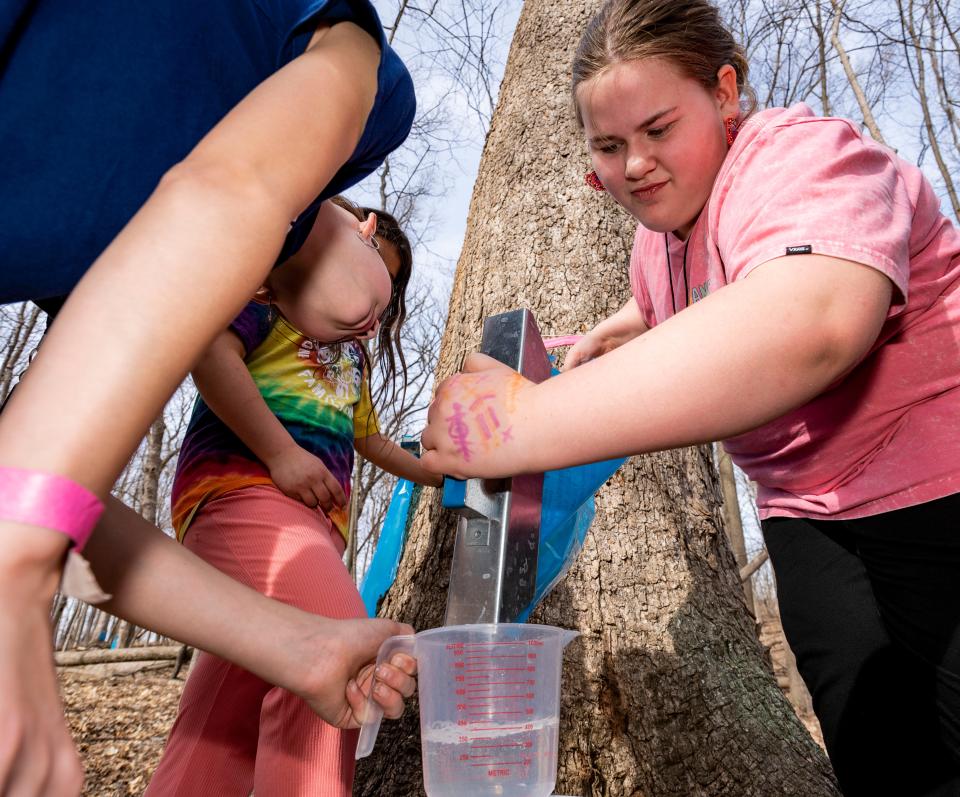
[571,0,756,126]
[329,196,413,406]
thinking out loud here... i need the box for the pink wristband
[0,467,104,551]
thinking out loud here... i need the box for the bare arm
[422,256,893,477]
[355,433,444,487]
[85,499,414,728]
[0,22,380,499]
[194,331,296,465]
[0,23,385,795]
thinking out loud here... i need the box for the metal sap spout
[442,309,552,625]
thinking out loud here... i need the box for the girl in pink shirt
[421,0,960,793]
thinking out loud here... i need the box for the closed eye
[648,122,674,139]
[588,137,621,154]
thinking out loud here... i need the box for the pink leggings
[145,485,367,797]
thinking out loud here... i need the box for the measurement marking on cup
[469,724,526,731]
[465,667,537,673]
[468,711,524,716]
[470,760,527,767]
[467,695,531,702]
[458,641,529,648]
[471,742,525,748]
[467,678,537,693]
[464,654,528,660]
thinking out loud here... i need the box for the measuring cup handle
[354,634,416,760]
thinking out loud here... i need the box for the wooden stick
[740,549,769,582]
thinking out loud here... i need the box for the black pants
[764,493,960,797]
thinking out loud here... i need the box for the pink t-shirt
[629,103,960,520]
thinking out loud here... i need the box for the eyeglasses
[356,230,380,251]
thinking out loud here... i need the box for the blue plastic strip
[359,477,416,617]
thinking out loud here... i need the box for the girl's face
[267,203,393,342]
[577,58,740,239]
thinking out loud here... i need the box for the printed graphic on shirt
[171,305,379,540]
[690,279,712,304]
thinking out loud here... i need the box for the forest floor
[61,615,824,796]
[61,662,184,797]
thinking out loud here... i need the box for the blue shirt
[0,0,415,304]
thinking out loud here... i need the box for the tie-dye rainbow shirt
[171,302,379,541]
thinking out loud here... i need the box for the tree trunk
[0,303,41,401]
[138,415,167,527]
[717,447,754,616]
[355,1,838,795]
[50,592,68,639]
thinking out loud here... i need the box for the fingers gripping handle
[355,634,416,759]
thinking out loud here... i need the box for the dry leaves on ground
[60,663,184,797]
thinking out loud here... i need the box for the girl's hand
[267,446,346,510]
[347,651,419,724]
[562,328,618,370]
[563,297,648,371]
[0,525,84,797]
[420,353,536,479]
[292,616,418,729]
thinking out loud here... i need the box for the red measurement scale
[447,637,546,780]
[357,624,573,797]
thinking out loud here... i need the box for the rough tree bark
[356,1,839,794]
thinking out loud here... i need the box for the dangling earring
[724,116,740,147]
[585,170,606,192]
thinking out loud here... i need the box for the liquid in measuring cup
[417,635,562,797]
[356,624,577,797]
[422,718,559,797]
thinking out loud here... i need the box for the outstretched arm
[421,255,893,477]
[84,499,415,730]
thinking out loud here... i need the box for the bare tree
[0,302,43,402]
[897,0,960,216]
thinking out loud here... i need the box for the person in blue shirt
[0,2,419,794]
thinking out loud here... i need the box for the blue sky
[350,1,524,292]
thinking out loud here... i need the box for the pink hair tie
[0,467,104,551]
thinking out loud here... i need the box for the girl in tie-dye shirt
[151,199,440,797]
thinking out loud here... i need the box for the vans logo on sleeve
[785,244,813,255]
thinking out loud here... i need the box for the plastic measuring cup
[356,623,578,797]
